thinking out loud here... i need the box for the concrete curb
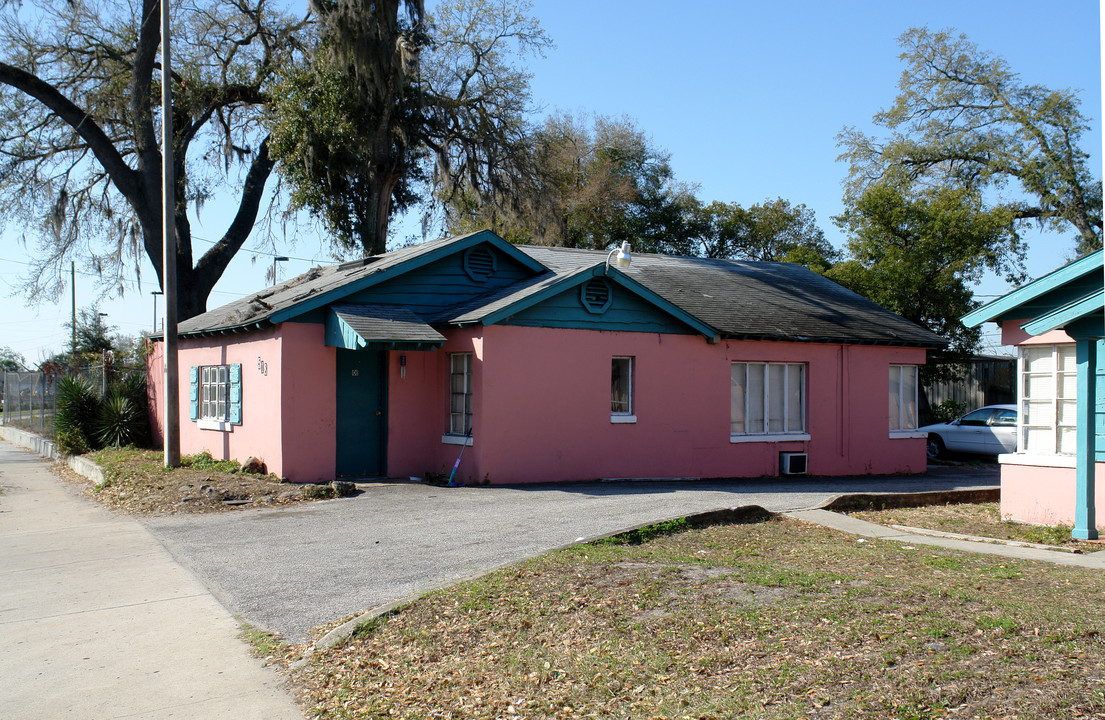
[0,425,104,486]
[887,524,1084,553]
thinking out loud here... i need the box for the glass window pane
[1058,426,1078,454]
[747,364,765,433]
[1024,426,1053,454]
[888,367,901,431]
[1022,346,1053,372]
[730,364,746,434]
[768,364,785,433]
[1057,399,1078,426]
[1022,400,1052,427]
[786,365,803,432]
[959,409,993,426]
[1057,345,1076,372]
[1023,373,1054,398]
[901,366,917,430]
[611,358,632,414]
[1057,372,1077,399]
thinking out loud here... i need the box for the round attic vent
[580,278,612,314]
[463,246,497,282]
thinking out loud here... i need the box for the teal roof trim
[963,250,1104,328]
[270,230,547,326]
[1021,288,1105,336]
[470,263,719,339]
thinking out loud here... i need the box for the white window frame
[200,365,230,424]
[610,356,636,423]
[446,352,474,438]
[1019,343,1076,456]
[730,362,808,443]
[888,364,921,437]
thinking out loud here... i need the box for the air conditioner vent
[780,452,808,476]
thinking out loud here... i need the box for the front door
[336,349,387,477]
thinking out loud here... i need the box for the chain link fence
[1,364,144,434]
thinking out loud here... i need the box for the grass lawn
[280,515,1105,720]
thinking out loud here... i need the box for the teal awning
[325,304,446,351]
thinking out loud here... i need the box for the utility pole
[70,262,76,361]
[161,0,180,467]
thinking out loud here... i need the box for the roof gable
[177,230,546,336]
[447,263,718,337]
[963,249,1104,328]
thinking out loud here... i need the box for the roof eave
[963,249,1104,328]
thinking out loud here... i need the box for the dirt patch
[52,447,344,515]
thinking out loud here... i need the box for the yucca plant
[54,376,101,454]
[96,372,150,448]
[95,392,143,448]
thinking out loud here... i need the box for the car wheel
[927,435,946,460]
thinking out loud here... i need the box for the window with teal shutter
[189,366,199,421]
[229,364,242,425]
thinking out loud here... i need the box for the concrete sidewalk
[786,509,1105,569]
[0,442,303,720]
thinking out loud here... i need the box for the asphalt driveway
[146,466,998,643]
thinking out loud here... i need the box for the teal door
[336,349,387,477]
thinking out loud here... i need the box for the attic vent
[580,278,613,314]
[463,246,497,281]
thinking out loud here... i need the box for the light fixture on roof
[272,255,289,285]
[605,242,632,273]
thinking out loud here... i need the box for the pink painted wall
[1001,320,1072,347]
[278,323,337,482]
[386,325,929,484]
[147,322,334,482]
[1000,461,1105,530]
[387,328,485,482]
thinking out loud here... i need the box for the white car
[920,404,1017,459]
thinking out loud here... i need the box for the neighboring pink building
[148,231,945,484]
[963,249,1104,538]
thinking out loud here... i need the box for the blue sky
[0,0,1100,364]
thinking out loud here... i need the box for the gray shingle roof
[174,234,945,348]
[510,246,946,347]
[175,233,466,336]
[331,304,446,344]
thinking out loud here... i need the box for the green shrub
[931,399,969,424]
[182,450,241,473]
[54,376,101,454]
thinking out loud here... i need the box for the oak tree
[839,27,1102,256]
[271,0,551,256]
[0,0,305,320]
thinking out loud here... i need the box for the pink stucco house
[148,231,945,484]
[963,249,1103,538]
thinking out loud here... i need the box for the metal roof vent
[581,278,613,314]
[463,246,497,282]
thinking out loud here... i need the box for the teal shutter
[189,366,199,421]
[229,364,242,425]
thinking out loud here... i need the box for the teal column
[1073,337,1098,540]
